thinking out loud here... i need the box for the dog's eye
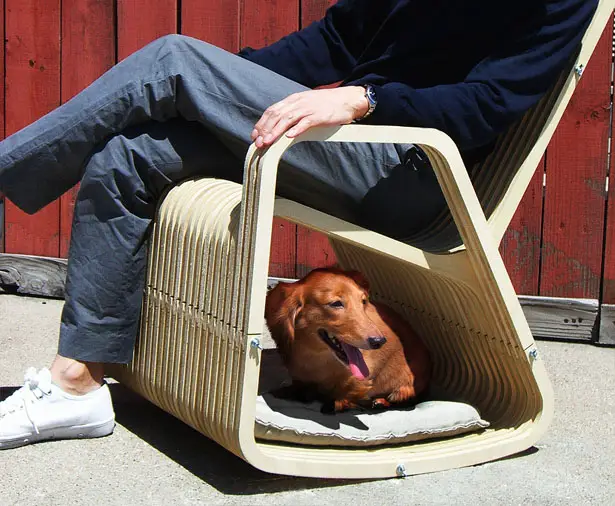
[362,298,368,305]
[328,300,344,308]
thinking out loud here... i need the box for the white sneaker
[0,367,115,449]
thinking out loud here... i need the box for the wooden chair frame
[108,0,614,479]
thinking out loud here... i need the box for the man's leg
[0,119,244,448]
[0,33,443,236]
[57,119,242,369]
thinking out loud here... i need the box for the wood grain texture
[499,159,544,296]
[4,0,61,257]
[59,0,115,258]
[297,1,340,276]
[598,304,615,345]
[301,0,335,27]
[182,0,240,51]
[241,0,299,48]
[117,0,177,61]
[241,0,300,277]
[539,23,611,299]
[295,226,337,278]
[518,295,597,342]
[0,253,67,298]
[0,0,4,253]
[601,18,615,305]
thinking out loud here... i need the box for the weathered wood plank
[4,0,61,257]
[182,0,239,51]
[0,199,4,254]
[519,295,598,342]
[59,0,116,258]
[0,253,67,298]
[598,304,615,346]
[601,16,615,306]
[0,0,5,253]
[500,159,544,295]
[301,0,335,27]
[241,0,299,278]
[296,227,337,278]
[117,0,177,61]
[539,22,611,299]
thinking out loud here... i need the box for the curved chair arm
[237,124,525,351]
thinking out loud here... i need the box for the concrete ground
[0,293,613,506]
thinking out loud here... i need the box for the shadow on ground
[108,383,372,495]
[1,383,536,495]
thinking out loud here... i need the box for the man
[0,0,597,449]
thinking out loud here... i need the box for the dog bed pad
[254,393,490,447]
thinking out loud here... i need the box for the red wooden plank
[601,18,615,305]
[294,0,340,277]
[241,0,299,278]
[181,0,240,51]
[296,227,338,278]
[539,23,611,299]
[117,0,177,61]
[301,0,335,27]
[241,0,299,48]
[59,0,115,258]
[4,0,61,256]
[0,0,5,252]
[604,154,615,304]
[500,160,544,295]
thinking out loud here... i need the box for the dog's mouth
[318,329,370,380]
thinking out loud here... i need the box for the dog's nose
[368,336,387,349]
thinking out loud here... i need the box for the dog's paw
[387,385,416,404]
[370,397,391,410]
[333,399,360,412]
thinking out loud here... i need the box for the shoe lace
[0,367,51,433]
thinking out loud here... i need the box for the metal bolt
[396,464,407,477]
[529,349,538,361]
[250,338,263,350]
[574,64,585,77]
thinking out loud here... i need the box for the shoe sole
[0,418,116,450]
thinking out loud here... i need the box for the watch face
[366,86,377,105]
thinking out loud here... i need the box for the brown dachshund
[265,268,431,412]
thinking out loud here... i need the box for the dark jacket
[239,0,597,154]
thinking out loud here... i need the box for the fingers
[251,88,351,148]
[252,93,304,147]
[286,116,313,138]
[251,91,313,148]
[263,107,306,146]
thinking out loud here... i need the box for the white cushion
[254,393,490,447]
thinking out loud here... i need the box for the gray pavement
[0,293,613,506]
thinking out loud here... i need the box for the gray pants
[0,35,445,363]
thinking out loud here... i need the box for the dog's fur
[265,268,431,412]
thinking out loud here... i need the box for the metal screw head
[574,64,585,77]
[250,338,263,350]
[396,464,407,477]
[529,349,539,361]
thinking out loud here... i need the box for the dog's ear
[344,270,370,292]
[265,282,303,357]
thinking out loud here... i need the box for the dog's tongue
[341,343,370,379]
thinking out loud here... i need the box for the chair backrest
[407,0,613,253]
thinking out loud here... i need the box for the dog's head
[265,268,386,380]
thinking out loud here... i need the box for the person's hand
[251,86,369,148]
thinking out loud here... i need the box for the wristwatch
[355,84,377,122]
